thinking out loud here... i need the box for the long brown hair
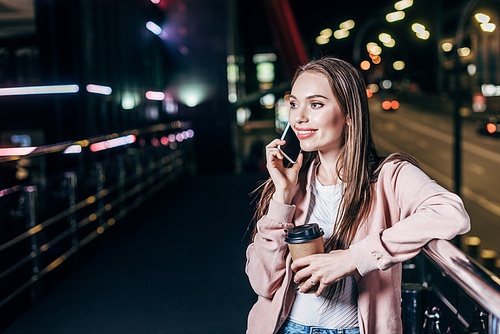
[251,57,418,303]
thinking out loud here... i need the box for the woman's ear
[346,116,352,126]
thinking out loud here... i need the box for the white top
[288,174,359,328]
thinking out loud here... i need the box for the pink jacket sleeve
[350,161,471,276]
[245,199,295,298]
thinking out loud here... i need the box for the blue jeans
[277,319,360,334]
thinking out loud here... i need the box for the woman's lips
[296,128,317,140]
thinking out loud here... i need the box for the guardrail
[0,121,196,330]
[403,239,500,334]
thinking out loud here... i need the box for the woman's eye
[311,102,323,108]
[289,101,297,108]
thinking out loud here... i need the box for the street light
[480,22,496,32]
[395,0,413,11]
[352,4,410,64]
[442,42,453,52]
[334,30,350,39]
[379,33,391,43]
[393,60,405,70]
[367,42,382,55]
[412,23,431,40]
[458,47,471,57]
[475,13,496,32]
[475,13,490,23]
[316,20,355,45]
[386,11,405,22]
[339,20,355,30]
[316,35,330,45]
[320,28,333,37]
[379,33,396,47]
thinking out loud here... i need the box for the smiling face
[289,71,347,157]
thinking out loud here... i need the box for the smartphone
[278,123,301,164]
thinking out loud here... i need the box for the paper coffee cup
[285,223,324,293]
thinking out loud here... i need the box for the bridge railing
[0,121,196,330]
[403,239,500,334]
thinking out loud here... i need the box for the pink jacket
[245,159,470,333]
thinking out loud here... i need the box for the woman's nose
[294,106,308,123]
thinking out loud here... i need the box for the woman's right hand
[265,139,303,205]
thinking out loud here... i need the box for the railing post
[133,149,144,204]
[24,185,39,303]
[117,154,126,212]
[489,314,499,334]
[95,163,106,243]
[134,149,143,177]
[402,283,428,334]
[65,172,78,251]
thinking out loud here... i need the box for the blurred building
[2,0,500,176]
[0,0,231,173]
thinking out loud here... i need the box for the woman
[245,57,470,334]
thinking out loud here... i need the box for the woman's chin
[299,145,316,153]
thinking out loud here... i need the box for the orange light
[366,89,373,98]
[360,60,371,70]
[382,101,391,110]
[390,100,399,109]
[487,123,497,134]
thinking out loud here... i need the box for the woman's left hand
[291,249,358,296]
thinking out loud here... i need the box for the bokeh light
[442,42,453,52]
[393,61,405,70]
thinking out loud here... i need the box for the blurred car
[381,99,399,111]
[475,115,500,136]
[366,81,400,112]
[472,89,500,136]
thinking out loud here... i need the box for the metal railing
[403,239,500,334]
[0,121,196,330]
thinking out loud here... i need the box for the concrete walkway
[4,173,264,334]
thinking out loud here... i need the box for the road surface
[370,96,500,260]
